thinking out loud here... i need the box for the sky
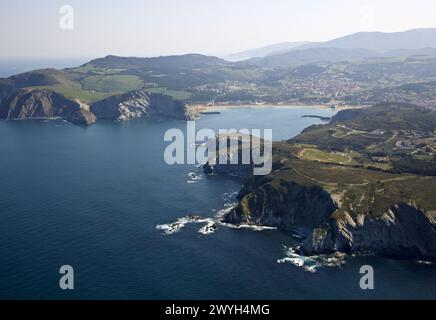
[1,0,436,59]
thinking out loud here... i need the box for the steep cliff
[225,176,336,229]
[90,90,194,121]
[300,175,436,259]
[224,162,436,260]
[0,80,14,101]
[0,88,96,126]
[0,88,195,126]
[215,133,436,260]
[302,204,436,259]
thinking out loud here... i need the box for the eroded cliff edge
[0,88,96,126]
[90,90,196,121]
[211,104,436,261]
[0,86,196,125]
[223,159,436,260]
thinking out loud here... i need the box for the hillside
[299,28,436,52]
[242,28,436,68]
[225,28,436,63]
[212,103,436,260]
[84,54,229,70]
[3,29,436,126]
[242,47,381,68]
[0,88,96,126]
[224,42,309,61]
[292,103,436,174]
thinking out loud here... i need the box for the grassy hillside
[81,75,143,92]
[234,103,436,227]
[291,103,436,176]
[4,53,436,106]
[3,66,192,103]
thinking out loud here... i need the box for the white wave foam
[156,215,220,235]
[277,246,321,273]
[157,188,278,236]
[198,221,218,235]
[187,172,203,184]
[215,204,237,219]
[156,215,212,235]
[223,191,239,202]
[157,202,277,236]
[277,245,347,273]
[221,222,277,231]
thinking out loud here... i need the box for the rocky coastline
[0,88,195,126]
[204,105,436,262]
[222,173,436,261]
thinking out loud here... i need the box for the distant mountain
[237,28,436,67]
[241,47,382,68]
[242,46,436,68]
[384,47,436,58]
[300,28,436,52]
[86,54,229,70]
[230,28,436,63]
[223,42,309,61]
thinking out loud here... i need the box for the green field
[81,75,143,93]
[144,87,192,100]
[300,148,351,164]
[71,65,127,75]
[29,85,117,103]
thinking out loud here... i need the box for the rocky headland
[0,87,195,126]
[90,90,196,121]
[0,88,96,126]
[206,103,436,261]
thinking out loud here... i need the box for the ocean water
[0,106,435,300]
[0,59,90,78]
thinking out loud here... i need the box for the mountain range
[223,42,309,61]
[228,28,436,66]
[2,28,436,125]
[298,28,436,51]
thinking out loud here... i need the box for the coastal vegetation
[214,103,436,260]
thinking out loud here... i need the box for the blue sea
[0,106,435,300]
[0,59,90,77]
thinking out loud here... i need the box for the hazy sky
[1,0,436,59]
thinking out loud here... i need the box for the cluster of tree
[392,156,436,176]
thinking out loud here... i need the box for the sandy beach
[189,103,366,115]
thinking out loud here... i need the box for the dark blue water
[0,107,435,300]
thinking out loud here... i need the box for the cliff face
[225,173,436,260]
[302,204,436,260]
[0,88,194,126]
[0,80,14,101]
[0,89,96,126]
[90,90,194,121]
[225,177,337,229]
[211,130,436,260]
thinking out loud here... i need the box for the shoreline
[189,103,368,114]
